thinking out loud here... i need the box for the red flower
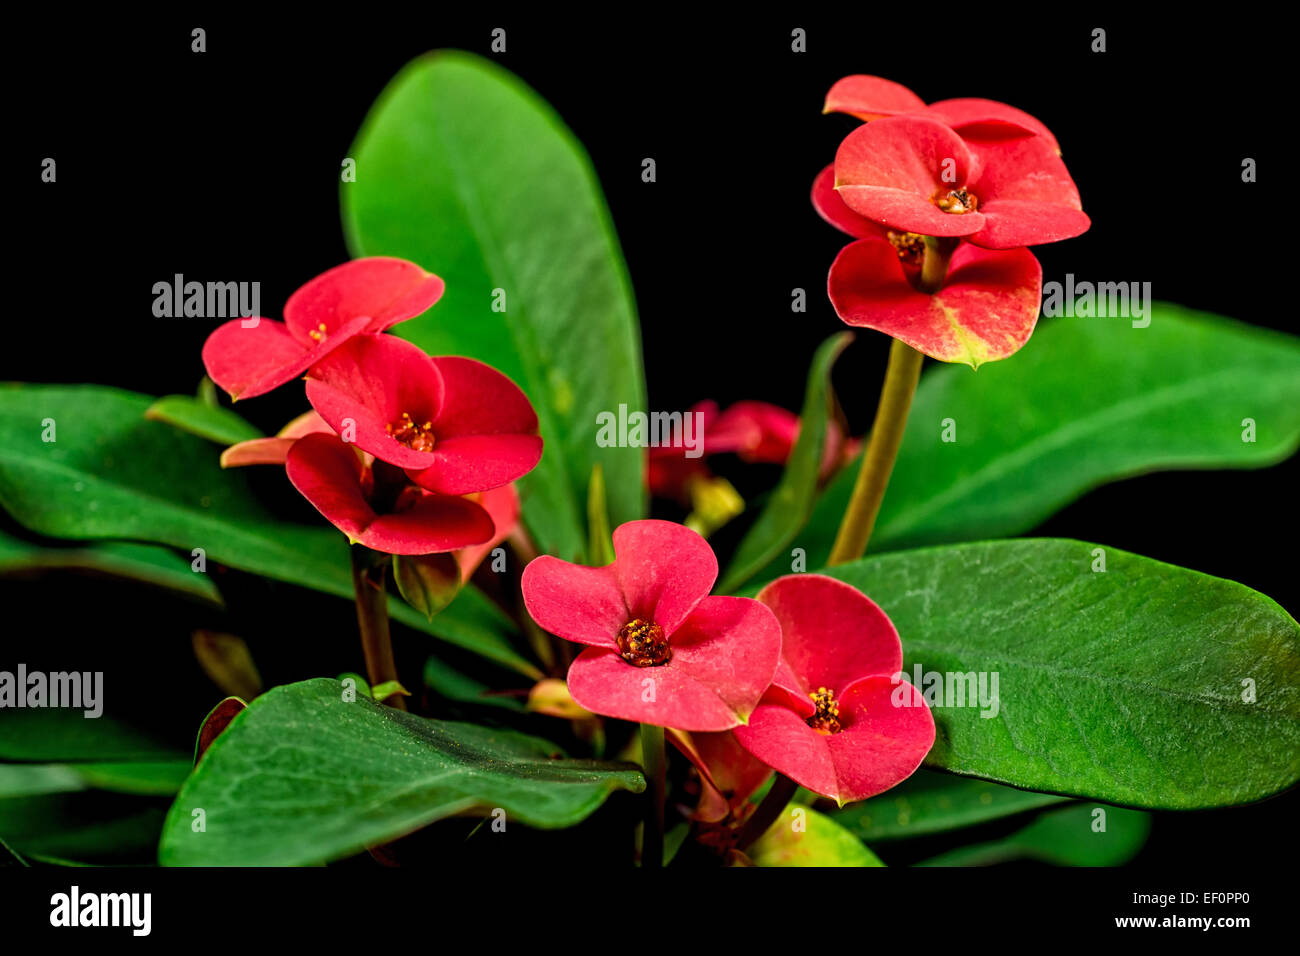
[733,574,934,805]
[828,237,1042,366]
[823,75,1061,153]
[304,333,542,495]
[834,115,1088,249]
[202,258,445,400]
[285,432,494,555]
[668,728,773,823]
[521,520,783,731]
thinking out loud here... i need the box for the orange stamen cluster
[386,412,436,452]
[806,686,842,735]
[616,618,671,667]
[308,322,328,342]
[887,230,926,266]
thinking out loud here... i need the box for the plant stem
[641,723,666,868]
[736,774,799,849]
[827,337,924,565]
[349,546,406,711]
[827,236,954,566]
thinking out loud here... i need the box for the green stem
[827,236,954,566]
[350,546,406,711]
[736,774,799,850]
[641,723,666,867]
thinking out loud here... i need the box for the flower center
[887,230,925,266]
[308,322,328,343]
[806,687,842,735]
[933,188,978,214]
[616,619,671,667]
[386,412,436,452]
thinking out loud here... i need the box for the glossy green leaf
[343,51,646,563]
[718,332,851,593]
[825,539,1300,809]
[0,707,182,763]
[69,762,193,796]
[918,804,1151,867]
[749,806,884,867]
[0,528,220,605]
[0,384,536,675]
[761,306,1300,579]
[144,394,261,445]
[159,678,644,865]
[0,790,166,866]
[423,654,527,712]
[829,769,1069,841]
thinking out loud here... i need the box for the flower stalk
[350,545,407,711]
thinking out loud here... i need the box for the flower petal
[455,483,520,581]
[406,434,545,496]
[823,75,927,120]
[305,333,445,470]
[834,116,982,238]
[827,238,1042,366]
[285,433,492,554]
[758,574,903,702]
[825,677,935,803]
[220,437,296,469]
[811,164,887,240]
[966,136,1089,248]
[521,556,627,650]
[567,595,780,731]
[613,520,718,635]
[283,257,445,341]
[925,98,1060,153]
[669,729,773,823]
[734,704,838,796]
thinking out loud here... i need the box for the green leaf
[749,806,884,867]
[918,804,1151,867]
[69,762,193,796]
[0,707,182,763]
[587,463,614,566]
[423,654,527,712]
[343,51,647,562]
[0,384,536,675]
[762,306,1300,578]
[159,678,644,865]
[824,539,1300,808]
[0,790,166,866]
[718,332,851,593]
[829,769,1070,841]
[0,528,220,605]
[144,394,261,445]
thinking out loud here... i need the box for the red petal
[455,483,520,581]
[757,574,903,703]
[828,238,1042,366]
[711,401,800,465]
[811,164,887,240]
[406,434,544,496]
[825,677,935,802]
[834,116,982,238]
[966,136,1089,248]
[823,75,926,120]
[736,677,933,803]
[566,595,782,731]
[521,557,627,650]
[283,257,445,341]
[220,437,296,469]
[613,520,717,635]
[925,98,1061,154]
[285,434,493,555]
[305,333,446,470]
[402,356,542,494]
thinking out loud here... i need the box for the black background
[7,12,1294,874]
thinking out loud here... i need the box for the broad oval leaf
[343,51,646,563]
[828,769,1069,841]
[159,678,645,866]
[825,539,1300,809]
[918,803,1151,867]
[0,384,536,675]
[144,394,261,445]
[760,305,1300,579]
